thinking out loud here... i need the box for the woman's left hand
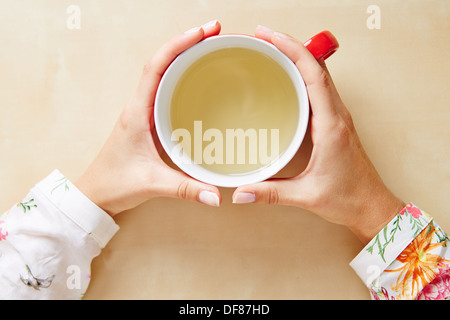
[75,20,223,217]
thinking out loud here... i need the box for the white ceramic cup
[154,33,337,187]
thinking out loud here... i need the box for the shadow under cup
[155,35,310,187]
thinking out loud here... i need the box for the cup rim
[154,34,310,187]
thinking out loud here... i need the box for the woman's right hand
[233,26,405,244]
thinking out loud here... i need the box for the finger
[135,20,222,109]
[156,168,222,207]
[201,19,221,39]
[255,26,330,88]
[135,29,204,108]
[232,178,302,206]
[254,25,275,43]
[255,26,340,127]
[272,34,340,124]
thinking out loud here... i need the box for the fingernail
[184,26,201,34]
[199,190,220,207]
[232,192,256,204]
[256,25,274,34]
[201,19,218,29]
[273,31,292,40]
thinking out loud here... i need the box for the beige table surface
[1,0,449,300]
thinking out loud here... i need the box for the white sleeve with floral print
[350,203,450,300]
[0,170,119,299]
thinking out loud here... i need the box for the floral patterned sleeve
[0,170,119,299]
[350,203,450,300]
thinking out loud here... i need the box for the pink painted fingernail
[273,31,292,39]
[256,25,274,34]
[201,19,218,29]
[199,190,220,207]
[184,26,201,34]
[232,192,256,204]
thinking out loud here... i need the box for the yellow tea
[170,47,298,175]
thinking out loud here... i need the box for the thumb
[232,178,302,206]
[158,169,222,207]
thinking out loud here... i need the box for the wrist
[74,169,119,218]
[347,188,405,245]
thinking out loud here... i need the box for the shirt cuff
[349,203,432,287]
[34,169,120,248]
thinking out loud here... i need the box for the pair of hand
[75,20,405,244]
